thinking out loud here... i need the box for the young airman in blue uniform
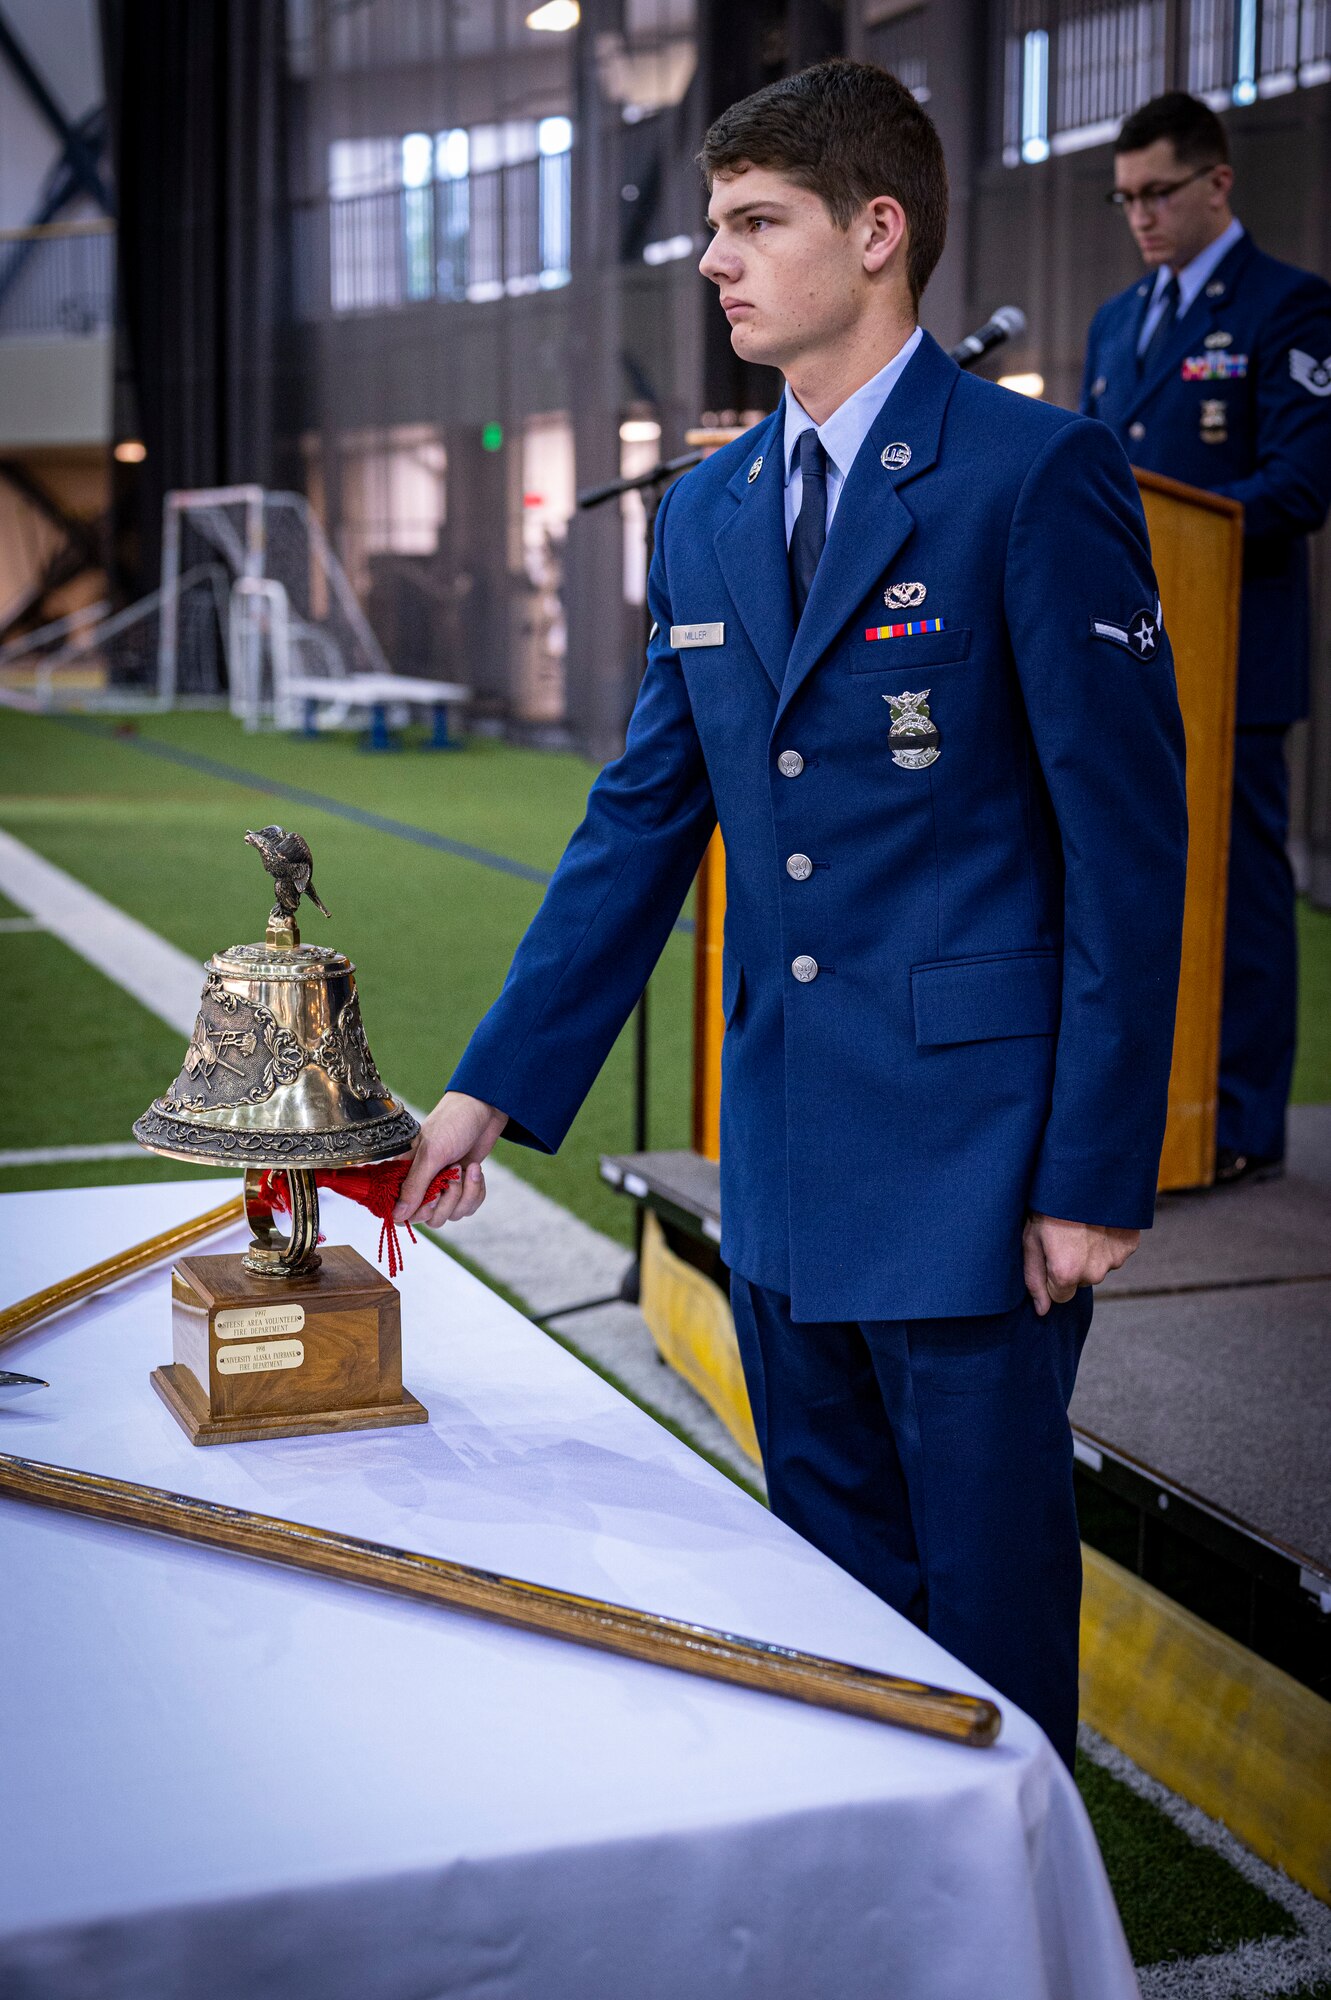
[1082,91,1331,1183]
[398,61,1189,1772]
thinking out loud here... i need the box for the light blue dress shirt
[1135,216,1245,356]
[782,325,925,545]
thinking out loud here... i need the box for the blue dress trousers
[452,332,1189,1764]
[1082,233,1331,1159]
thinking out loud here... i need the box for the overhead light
[114,439,147,463]
[998,373,1045,399]
[526,1,579,29]
[619,419,661,444]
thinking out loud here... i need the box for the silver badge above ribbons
[881,442,912,472]
[670,622,725,649]
[884,581,927,611]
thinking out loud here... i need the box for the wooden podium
[691,467,1244,1193]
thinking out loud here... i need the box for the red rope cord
[257,1161,462,1278]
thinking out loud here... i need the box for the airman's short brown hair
[699,59,948,307]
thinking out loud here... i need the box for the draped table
[0,1181,1137,2000]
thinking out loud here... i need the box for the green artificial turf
[1294,897,1331,1104]
[1075,1751,1299,1966]
[0,709,693,1242]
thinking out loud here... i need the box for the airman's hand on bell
[1022,1212,1140,1316]
[394,1091,508,1229]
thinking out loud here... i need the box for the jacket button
[777,749,804,777]
[1128,421,1145,441]
[791,955,819,982]
[786,853,813,881]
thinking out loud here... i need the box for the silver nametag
[670,622,725,649]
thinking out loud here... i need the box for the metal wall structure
[273,0,1330,895]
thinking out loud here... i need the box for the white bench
[284,673,471,750]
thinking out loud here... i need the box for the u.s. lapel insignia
[884,580,927,611]
[881,441,912,472]
[884,688,941,769]
[1204,330,1233,349]
[1290,350,1331,398]
[1206,280,1226,298]
[1200,397,1228,443]
[747,455,764,483]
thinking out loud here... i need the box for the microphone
[949,306,1027,368]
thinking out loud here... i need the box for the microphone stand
[577,449,703,1291]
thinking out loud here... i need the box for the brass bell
[134,827,417,1278]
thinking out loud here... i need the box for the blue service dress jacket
[1081,232,1331,726]
[451,331,1189,1324]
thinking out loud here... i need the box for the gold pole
[0,1453,1001,1746]
[0,1196,245,1351]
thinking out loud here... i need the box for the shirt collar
[1153,217,1244,315]
[783,325,925,484]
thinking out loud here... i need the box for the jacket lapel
[773,331,959,732]
[1121,233,1256,424]
[713,409,791,694]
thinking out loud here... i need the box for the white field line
[0,824,756,1483]
[0,1141,146,1167]
[1079,1725,1331,1997]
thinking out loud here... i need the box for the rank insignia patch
[1181,353,1248,380]
[865,618,944,641]
[884,580,927,610]
[884,689,941,769]
[1290,350,1331,397]
[1092,607,1161,660]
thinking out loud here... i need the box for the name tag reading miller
[670,622,725,649]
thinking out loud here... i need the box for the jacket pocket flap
[912,951,1060,1047]
[851,627,972,673]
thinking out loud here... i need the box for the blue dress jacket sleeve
[447,479,718,1151]
[1005,418,1189,1227]
[1209,274,1331,541]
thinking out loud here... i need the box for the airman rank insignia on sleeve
[1290,350,1331,397]
[1092,608,1160,660]
[884,688,941,769]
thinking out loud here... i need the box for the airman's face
[1113,139,1233,270]
[698,165,902,374]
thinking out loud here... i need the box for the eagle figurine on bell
[134,829,427,1445]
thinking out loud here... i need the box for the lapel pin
[1091,375,1107,398]
[747,456,763,483]
[885,689,941,769]
[884,581,927,610]
[881,442,912,472]
[1206,280,1225,298]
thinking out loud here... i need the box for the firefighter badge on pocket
[885,688,941,770]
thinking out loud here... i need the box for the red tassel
[258,1160,462,1273]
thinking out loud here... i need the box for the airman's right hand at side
[394,1091,508,1229]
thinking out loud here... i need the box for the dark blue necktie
[1138,271,1180,378]
[789,428,829,623]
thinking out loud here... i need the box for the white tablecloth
[0,1182,1138,2000]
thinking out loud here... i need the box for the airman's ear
[862,194,908,278]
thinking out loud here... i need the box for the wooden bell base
[151,1365,428,1446]
[156,1244,428,1447]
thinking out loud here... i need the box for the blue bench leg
[363,702,397,752]
[428,701,462,750]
